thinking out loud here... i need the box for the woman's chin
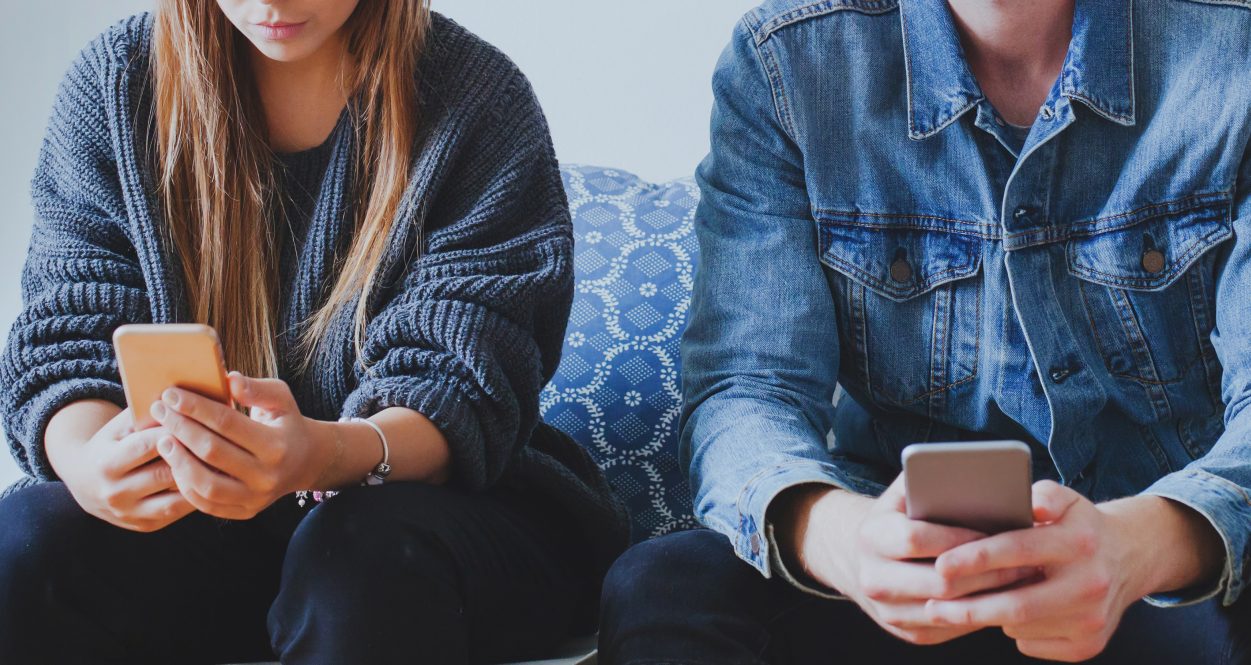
[245,37,324,64]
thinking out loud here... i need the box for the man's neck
[948,0,1075,126]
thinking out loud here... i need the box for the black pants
[600,529,1251,665]
[0,480,592,665]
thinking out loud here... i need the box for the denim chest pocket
[1066,198,1232,394]
[817,218,984,414]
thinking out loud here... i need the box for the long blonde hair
[151,0,429,378]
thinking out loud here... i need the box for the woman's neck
[948,0,1074,126]
[250,37,351,153]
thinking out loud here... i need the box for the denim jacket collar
[1061,0,1135,126]
[901,0,1135,141]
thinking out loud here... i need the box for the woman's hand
[783,477,1036,646]
[46,402,194,532]
[923,481,1151,662]
[151,372,328,520]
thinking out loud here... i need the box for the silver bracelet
[340,416,391,486]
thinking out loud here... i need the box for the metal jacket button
[1049,367,1072,383]
[1142,249,1166,274]
[890,257,913,283]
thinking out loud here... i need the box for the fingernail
[150,401,167,420]
[157,437,174,455]
[163,389,180,407]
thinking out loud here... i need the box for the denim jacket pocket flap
[816,219,983,302]
[1066,199,1232,291]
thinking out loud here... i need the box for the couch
[232,165,702,665]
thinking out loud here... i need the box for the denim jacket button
[1142,249,1166,274]
[1040,106,1055,120]
[890,257,913,283]
[749,532,761,556]
[1049,367,1072,383]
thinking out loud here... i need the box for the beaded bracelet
[296,416,391,508]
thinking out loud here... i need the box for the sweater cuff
[9,377,125,481]
[341,375,483,487]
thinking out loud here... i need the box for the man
[599,0,1251,662]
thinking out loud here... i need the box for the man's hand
[923,480,1222,662]
[779,476,1036,646]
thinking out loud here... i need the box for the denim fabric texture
[682,0,1251,606]
[542,166,702,543]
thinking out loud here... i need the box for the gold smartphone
[903,441,1034,534]
[112,324,232,429]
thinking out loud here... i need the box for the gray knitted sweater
[0,13,628,573]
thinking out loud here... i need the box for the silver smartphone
[902,441,1033,534]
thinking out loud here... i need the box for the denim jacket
[682,0,1251,606]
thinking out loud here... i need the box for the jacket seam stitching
[1063,192,1231,235]
[754,0,899,44]
[1067,225,1231,287]
[1177,0,1251,10]
[820,251,980,299]
[744,22,800,145]
[815,210,995,234]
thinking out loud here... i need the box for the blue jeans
[0,481,592,664]
[600,529,1251,665]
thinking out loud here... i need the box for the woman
[0,1,627,663]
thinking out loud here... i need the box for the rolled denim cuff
[1140,469,1251,607]
[764,521,847,600]
[729,459,885,584]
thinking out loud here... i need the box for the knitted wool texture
[0,13,628,573]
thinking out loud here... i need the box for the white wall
[0,1,755,487]
[447,1,757,181]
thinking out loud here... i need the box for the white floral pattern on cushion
[542,165,701,543]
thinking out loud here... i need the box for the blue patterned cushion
[542,165,701,543]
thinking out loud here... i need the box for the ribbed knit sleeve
[1,43,148,480]
[341,67,574,492]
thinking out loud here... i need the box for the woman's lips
[253,21,307,40]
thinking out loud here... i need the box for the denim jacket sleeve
[680,19,883,583]
[1140,149,1251,608]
